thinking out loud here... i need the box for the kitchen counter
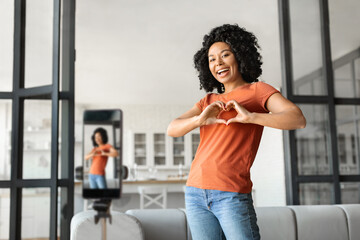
[123,178,187,193]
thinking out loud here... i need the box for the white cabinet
[172,136,185,166]
[130,131,200,169]
[154,133,166,165]
[134,133,147,166]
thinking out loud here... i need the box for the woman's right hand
[167,101,226,137]
[198,101,226,126]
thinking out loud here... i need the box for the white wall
[75,0,282,105]
[252,127,286,206]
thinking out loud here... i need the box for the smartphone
[82,109,123,199]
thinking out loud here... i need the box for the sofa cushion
[71,210,144,240]
[255,206,296,240]
[126,209,188,240]
[290,205,349,240]
[337,204,360,240]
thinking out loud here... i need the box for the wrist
[247,112,257,124]
[193,115,200,127]
[194,115,204,127]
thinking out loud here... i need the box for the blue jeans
[185,186,260,240]
[89,174,107,189]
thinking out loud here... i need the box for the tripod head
[93,199,112,224]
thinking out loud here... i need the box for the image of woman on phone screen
[85,127,119,189]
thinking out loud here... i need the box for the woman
[167,24,306,240]
[85,127,119,189]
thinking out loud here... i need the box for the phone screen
[82,109,122,199]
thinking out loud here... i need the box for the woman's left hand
[225,100,253,125]
[224,93,306,130]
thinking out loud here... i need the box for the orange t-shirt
[89,143,112,176]
[186,82,280,193]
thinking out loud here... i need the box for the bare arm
[226,93,306,130]
[98,146,119,158]
[84,146,119,160]
[105,146,119,158]
[84,150,95,161]
[167,101,227,137]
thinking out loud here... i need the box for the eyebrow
[208,49,232,57]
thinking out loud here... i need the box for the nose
[216,58,223,66]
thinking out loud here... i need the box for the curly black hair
[91,127,108,147]
[194,24,262,93]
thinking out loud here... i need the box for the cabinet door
[134,133,147,166]
[173,136,185,166]
[153,133,166,166]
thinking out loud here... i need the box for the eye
[209,58,215,62]
[222,53,229,58]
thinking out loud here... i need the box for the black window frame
[0,0,75,239]
[279,0,360,205]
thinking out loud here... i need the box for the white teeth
[217,69,229,74]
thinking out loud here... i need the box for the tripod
[93,199,112,240]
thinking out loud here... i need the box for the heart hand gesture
[225,100,252,125]
[199,101,227,126]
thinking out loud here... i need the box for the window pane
[0,101,12,180]
[300,183,334,205]
[356,58,360,97]
[341,182,360,204]
[0,189,10,240]
[59,100,72,179]
[329,0,360,97]
[23,100,52,179]
[334,62,360,97]
[334,63,358,98]
[296,104,331,175]
[289,0,327,95]
[0,0,13,91]
[24,0,53,88]
[336,105,360,175]
[22,188,50,239]
[58,187,68,239]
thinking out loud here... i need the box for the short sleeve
[104,144,112,151]
[255,82,280,111]
[195,100,202,111]
[195,94,212,111]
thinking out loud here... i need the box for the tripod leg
[102,218,107,240]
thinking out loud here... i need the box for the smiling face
[94,132,104,145]
[208,42,244,88]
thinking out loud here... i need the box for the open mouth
[217,68,229,76]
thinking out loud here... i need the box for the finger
[215,118,227,125]
[215,101,225,110]
[225,101,235,111]
[226,118,237,125]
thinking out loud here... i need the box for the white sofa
[71,204,360,240]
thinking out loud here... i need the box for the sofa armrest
[71,210,144,240]
[337,204,360,240]
[126,209,188,240]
